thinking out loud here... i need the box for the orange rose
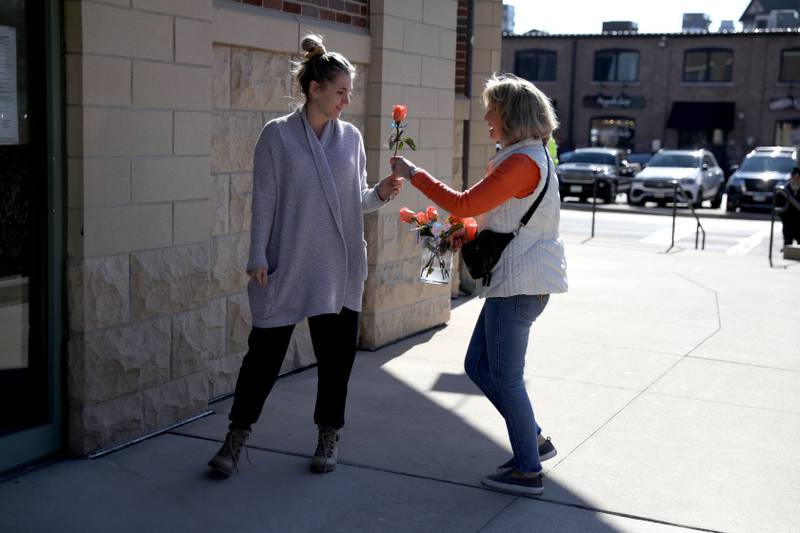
[392,104,407,123]
[464,218,478,240]
[399,207,416,224]
[416,211,428,225]
[426,206,439,222]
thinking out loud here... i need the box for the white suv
[629,149,725,208]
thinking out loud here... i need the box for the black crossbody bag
[460,151,551,287]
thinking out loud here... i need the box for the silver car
[629,149,725,208]
[725,147,798,211]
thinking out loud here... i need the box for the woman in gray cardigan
[208,35,403,477]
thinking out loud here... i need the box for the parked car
[627,152,653,173]
[725,146,798,212]
[629,149,725,208]
[555,148,636,203]
[557,150,574,164]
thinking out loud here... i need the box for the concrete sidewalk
[2,236,799,533]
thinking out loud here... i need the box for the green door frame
[0,0,65,474]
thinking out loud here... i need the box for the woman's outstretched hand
[377,174,404,201]
[390,156,415,179]
[247,267,268,287]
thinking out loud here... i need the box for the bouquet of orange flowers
[399,206,477,284]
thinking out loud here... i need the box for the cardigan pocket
[247,271,278,320]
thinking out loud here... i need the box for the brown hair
[293,34,355,100]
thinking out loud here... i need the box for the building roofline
[739,0,756,22]
[503,28,800,39]
[739,0,800,22]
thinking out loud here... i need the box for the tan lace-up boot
[310,426,339,473]
[208,429,251,476]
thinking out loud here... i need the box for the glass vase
[419,236,453,285]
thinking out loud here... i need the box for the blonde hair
[292,34,355,100]
[482,74,559,144]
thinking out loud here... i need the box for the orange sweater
[410,154,542,218]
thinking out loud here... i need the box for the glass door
[0,0,63,473]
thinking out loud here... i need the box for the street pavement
[1,228,799,533]
[559,209,781,257]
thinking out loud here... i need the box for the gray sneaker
[208,429,251,476]
[496,437,557,474]
[310,427,339,473]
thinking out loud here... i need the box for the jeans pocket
[515,294,548,322]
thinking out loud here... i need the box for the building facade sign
[768,96,800,111]
[583,93,645,109]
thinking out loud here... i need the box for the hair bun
[301,35,326,60]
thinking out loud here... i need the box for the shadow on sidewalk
[0,315,664,532]
[169,323,648,532]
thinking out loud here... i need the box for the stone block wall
[466,0,502,188]
[63,0,373,454]
[360,0,458,348]
[65,0,215,454]
[62,0,491,454]
[453,0,502,295]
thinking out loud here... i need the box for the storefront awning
[666,102,735,131]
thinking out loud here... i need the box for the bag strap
[515,142,552,234]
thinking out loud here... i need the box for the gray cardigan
[246,107,387,328]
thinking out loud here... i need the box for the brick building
[0,0,504,473]
[502,29,800,170]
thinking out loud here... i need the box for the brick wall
[455,0,470,94]
[229,0,368,29]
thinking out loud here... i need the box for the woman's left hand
[377,174,404,201]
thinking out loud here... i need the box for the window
[514,49,556,82]
[589,117,635,148]
[683,49,733,82]
[593,50,639,82]
[775,119,800,146]
[739,156,796,173]
[0,0,64,471]
[648,153,700,168]
[568,152,617,165]
[780,48,800,82]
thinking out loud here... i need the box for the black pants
[780,210,800,245]
[228,307,360,431]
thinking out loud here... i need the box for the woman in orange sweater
[392,74,567,496]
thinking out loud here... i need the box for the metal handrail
[584,177,707,253]
[768,186,800,267]
[665,181,706,253]
[589,176,614,239]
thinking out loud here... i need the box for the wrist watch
[408,166,418,178]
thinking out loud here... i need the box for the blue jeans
[464,294,549,474]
